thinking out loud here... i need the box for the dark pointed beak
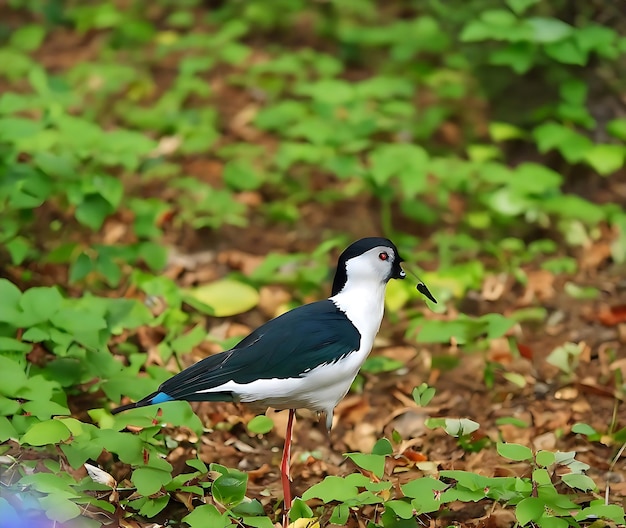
[393,262,406,280]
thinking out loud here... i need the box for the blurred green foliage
[0,0,625,526]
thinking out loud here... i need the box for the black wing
[157,300,361,401]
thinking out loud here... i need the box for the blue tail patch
[151,392,174,405]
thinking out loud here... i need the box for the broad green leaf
[497,442,533,461]
[10,24,46,51]
[289,497,315,522]
[302,476,359,502]
[385,500,414,519]
[368,144,428,191]
[247,415,274,435]
[583,144,625,175]
[38,495,81,523]
[183,504,231,528]
[241,517,276,528]
[535,450,556,467]
[137,496,169,518]
[132,467,172,496]
[5,236,30,265]
[516,496,545,524]
[0,337,31,354]
[170,325,207,355]
[0,416,17,441]
[346,453,386,478]
[545,39,587,65]
[21,419,71,446]
[0,356,28,396]
[506,0,539,14]
[184,279,259,317]
[607,118,626,141]
[401,477,448,512]
[212,470,248,507]
[526,17,573,43]
[489,121,526,141]
[372,438,393,456]
[574,503,625,523]
[560,473,597,491]
[360,356,404,374]
[0,279,22,324]
[571,423,597,436]
[19,287,63,324]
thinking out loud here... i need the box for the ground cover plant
[0,0,625,527]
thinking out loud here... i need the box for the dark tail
[111,391,159,415]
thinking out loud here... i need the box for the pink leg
[281,409,295,527]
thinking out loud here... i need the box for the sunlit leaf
[184,279,259,317]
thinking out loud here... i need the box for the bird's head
[331,237,405,296]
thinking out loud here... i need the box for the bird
[112,237,436,523]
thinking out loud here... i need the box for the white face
[344,245,405,284]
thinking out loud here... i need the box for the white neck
[330,278,387,350]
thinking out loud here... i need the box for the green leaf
[241,517,275,528]
[289,497,315,522]
[302,475,359,502]
[223,159,264,190]
[247,415,274,435]
[170,325,206,355]
[50,307,107,334]
[571,423,597,436]
[607,118,626,141]
[489,121,526,141]
[372,438,393,456]
[360,355,404,374]
[516,496,545,524]
[5,236,31,265]
[535,450,556,467]
[38,495,81,523]
[183,504,231,528]
[346,453,386,478]
[132,467,172,496]
[137,495,169,517]
[583,144,625,175]
[574,503,625,523]
[401,477,448,513]
[545,39,587,65]
[69,252,94,283]
[21,419,71,446]
[497,442,533,461]
[10,24,46,51]
[19,287,63,324]
[385,500,415,519]
[413,383,436,406]
[0,356,28,396]
[0,337,31,354]
[561,473,596,491]
[526,17,573,43]
[506,0,539,15]
[75,194,113,230]
[532,122,593,162]
[212,470,248,507]
[184,279,259,317]
[137,241,168,271]
[330,504,349,525]
[0,416,18,441]
[368,144,428,192]
[0,279,22,324]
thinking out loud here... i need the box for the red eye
[379,252,389,261]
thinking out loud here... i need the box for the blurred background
[1,1,625,527]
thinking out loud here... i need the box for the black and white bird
[112,237,435,518]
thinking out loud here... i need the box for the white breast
[195,280,387,428]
